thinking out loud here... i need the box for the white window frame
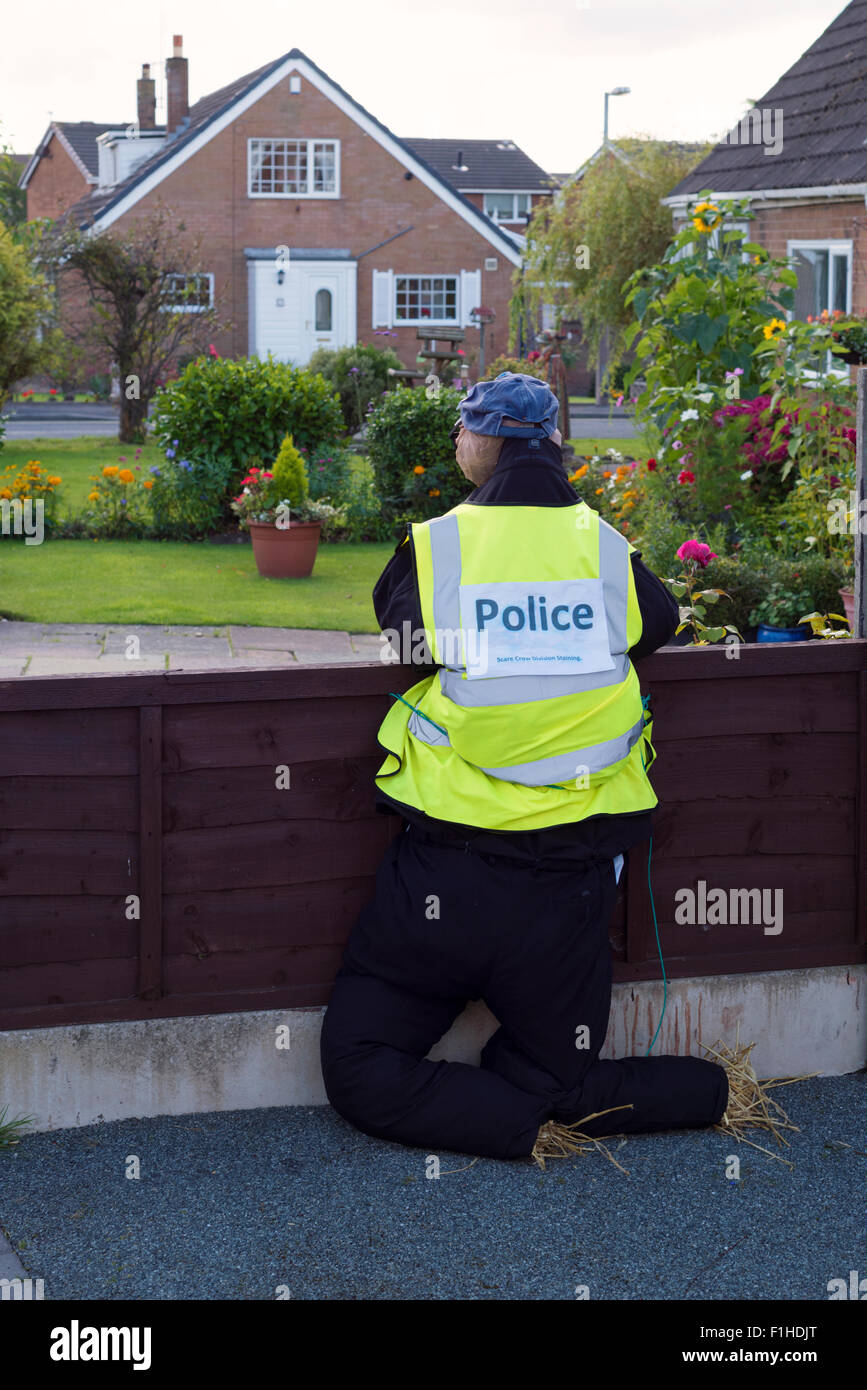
[393,273,460,325]
[162,272,214,313]
[247,137,341,199]
[787,238,853,379]
[484,192,532,223]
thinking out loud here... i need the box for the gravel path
[1,1075,863,1300]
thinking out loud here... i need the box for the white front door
[248,257,356,364]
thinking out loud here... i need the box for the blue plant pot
[756,622,810,643]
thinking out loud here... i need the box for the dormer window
[248,138,340,197]
[484,193,531,222]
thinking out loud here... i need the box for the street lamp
[603,86,631,143]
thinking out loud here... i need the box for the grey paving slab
[0,661,28,678]
[227,626,330,651]
[168,651,296,670]
[24,655,166,676]
[0,1229,28,1282]
[38,636,104,655]
[349,634,387,658]
[291,650,367,664]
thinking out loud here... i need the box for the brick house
[665,0,867,329]
[19,40,558,377]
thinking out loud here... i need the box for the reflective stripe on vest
[438,653,632,707]
[408,706,646,787]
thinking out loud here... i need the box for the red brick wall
[26,134,91,221]
[101,72,525,373]
[747,200,867,315]
[675,199,867,314]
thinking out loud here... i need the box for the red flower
[677,469,696,484]
[677,539,717,568]
[647,458,657,471]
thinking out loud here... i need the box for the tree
[513,137,711,382]
[0,124,27,232]
[0,223,52,407]
[47,206,226,442]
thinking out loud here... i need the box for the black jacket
[370,434,679,862]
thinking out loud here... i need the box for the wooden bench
[415,327,465,377]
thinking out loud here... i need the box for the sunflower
[762,318,786,340]
[691,201,722,234]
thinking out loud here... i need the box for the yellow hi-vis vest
[374,500,658,833]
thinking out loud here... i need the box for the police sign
[459,580,615,678]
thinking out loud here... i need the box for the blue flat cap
[459,371,559,439]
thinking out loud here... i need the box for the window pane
[393,274,458,321]
[792,249,829,319]
[485,194,513,218]
[315,288,332,331]
[832,255,848,313]
[313,142,336,192]
[516,194,530,215]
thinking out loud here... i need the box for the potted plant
[748,581,815,642]
[827,314,867,365]
[231,434,341,578]
[838,567,856,628]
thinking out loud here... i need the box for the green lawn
[569,436,644,457]
[1,438,394,628]
[0,536,392,628]
[1,437,166,517]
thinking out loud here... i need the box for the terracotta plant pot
[248,520,321,578]
[839,588,855,628]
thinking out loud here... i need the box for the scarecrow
[321,373,735,1164]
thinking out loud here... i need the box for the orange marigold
[413,465,425,475]
[118,469,135,483]
[103,465,119,477]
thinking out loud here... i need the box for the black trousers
[320,825,728,1160]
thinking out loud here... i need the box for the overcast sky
[1,0,849,172]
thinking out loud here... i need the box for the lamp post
[603,86,631,144]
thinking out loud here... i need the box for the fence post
[855,368,866,636]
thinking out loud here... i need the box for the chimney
[166,35,189,134]
[137,63,156,130]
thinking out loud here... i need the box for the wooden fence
[1,640,865,1032]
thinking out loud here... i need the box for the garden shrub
[150,354,344,483]
[307,343,404,432]
[145,448,235,540]
[703,551,847,637]
[365,385,469,522]
[324,467,405,543]
[303,444,354,502]
[270,434,308,508]
[480,355,547,382]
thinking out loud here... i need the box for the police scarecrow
[321,373,728,1161]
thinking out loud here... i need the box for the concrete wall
[2,965,863,1133]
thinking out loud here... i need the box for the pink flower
[677,539,718,568]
